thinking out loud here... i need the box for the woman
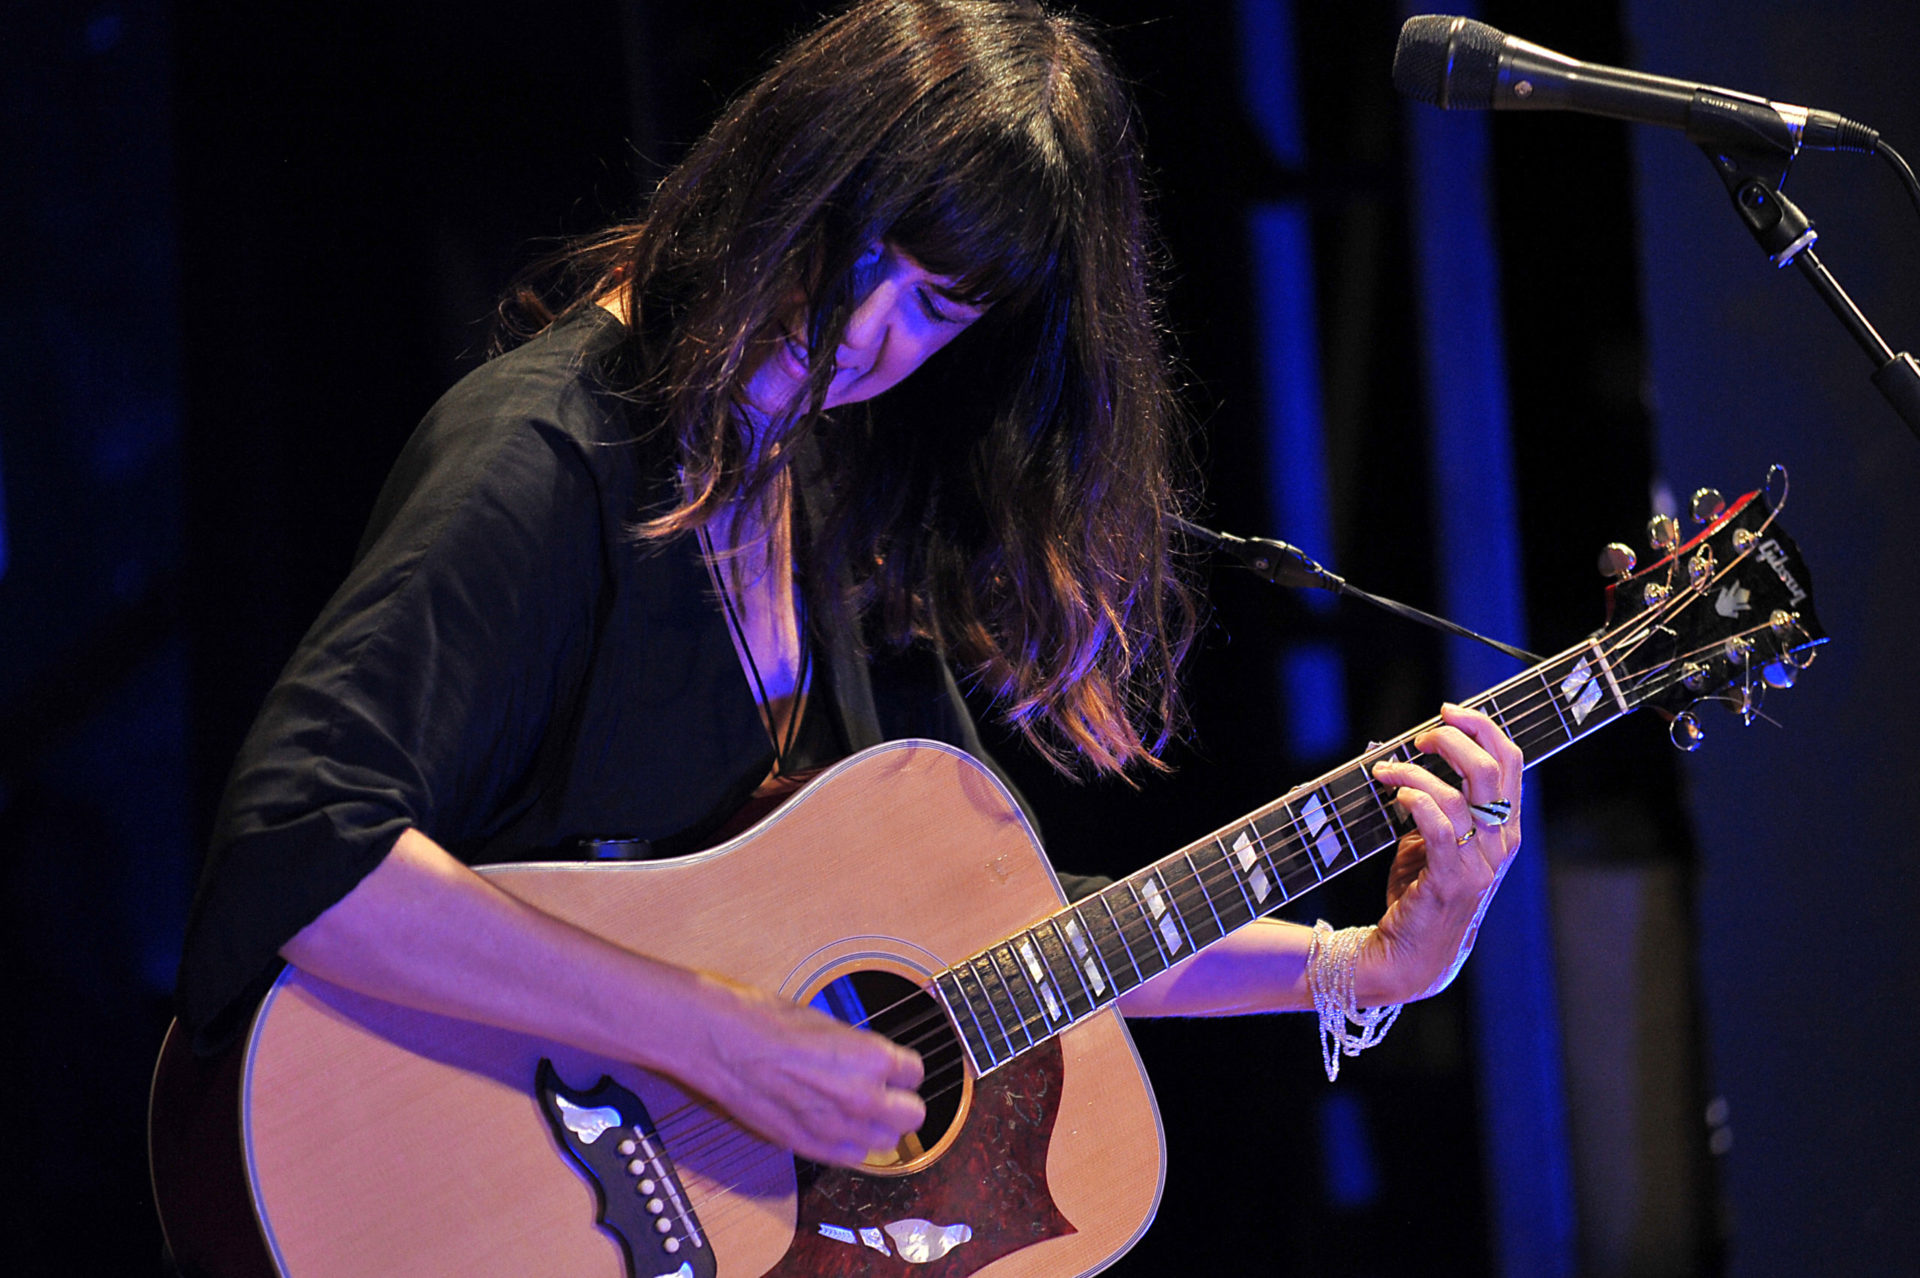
[177,0,1522,1172]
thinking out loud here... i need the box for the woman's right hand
[681,977,926,1167]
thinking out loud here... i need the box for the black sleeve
[176,412,608,1051]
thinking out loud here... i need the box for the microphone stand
[1697,126,1920,441]
[1174,517,1543,664]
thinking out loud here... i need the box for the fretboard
[933,637,1635,1075]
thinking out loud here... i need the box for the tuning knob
[1669,710,1704,752]
[1597,543,1637,579]
[1761,661,1798,689]
[1648,513,1680,551]
[1690,487,1726,524]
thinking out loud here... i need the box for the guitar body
[152,740,1165,1278]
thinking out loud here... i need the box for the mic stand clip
[1175,517,1542,665]
[1699,138,1920,441]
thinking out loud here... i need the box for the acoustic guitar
[150,480,1822,1278]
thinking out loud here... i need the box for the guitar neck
[934,636,1636,1075]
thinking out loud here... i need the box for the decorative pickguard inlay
[770,1040,1075,1276]
[814,1218,973,1263]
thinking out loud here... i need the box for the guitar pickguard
[770,1041,1074,1276]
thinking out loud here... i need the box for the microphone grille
[1393,14,1506,109]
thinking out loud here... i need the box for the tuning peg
[1648,513,1680,551]
[1761,661,1798,689]
[1768,610,1819,673]
[1597,543,1637,578]
[1669,710,1704,752]
[1690,487,1726,524]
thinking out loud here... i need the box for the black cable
[1176,516,1543,665]
[1874,138,1920,225]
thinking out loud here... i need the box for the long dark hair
[517,0,1200,776]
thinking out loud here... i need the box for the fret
[1251,803,1320,899]
[1058,910,1116,1004]
[1086,893,1146,993]
[1480,684,1545,764]
[1192,848,1240,935]
[1415,749,1465,792]
[1248,818,1300,905]
[1324,779,1364,870]
[1165,852,1227,949]
[1480,689,1516,744]
[1035,920,1098,1018]
[1326,763,1398,858]
[1205,835,1261,930]
[986,945,1049,1041]
[1298,787,1351,874]
[1115,878,1171,973]
[1376,741,1421,837]
[1535,665,1575,746]
[1211,834,1256,915]
[952,959,1016,1062]
[1010,932,1072,1027]
[1224,825,1280,912]
[1586,640,1631,716]
[971,953,1032,1053]
[932,971,999,1072]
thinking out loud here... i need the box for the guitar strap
[789,430,887,754]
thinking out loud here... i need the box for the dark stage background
[4,1,1916,1274]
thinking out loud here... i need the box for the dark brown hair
[519,0,1200,776]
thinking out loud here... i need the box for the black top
[176,310,1048,1053]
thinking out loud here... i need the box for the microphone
[1392,15,1878,158]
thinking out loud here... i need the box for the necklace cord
[699,523,814,777]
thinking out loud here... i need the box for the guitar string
[634,605,1780,1207]
[651,682,1770,1234]
[651,629,1760,1226]
[624,604,1777,1199]
[762,508,1802,1096]
[608,562,1801,1222]
[855,592,1791,1070]
[736,524,1795,1086]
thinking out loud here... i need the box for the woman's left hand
[1361,702,1524,1006]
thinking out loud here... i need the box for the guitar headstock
[1594,470,1826,749]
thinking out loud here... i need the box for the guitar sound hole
[810,969,966,1171]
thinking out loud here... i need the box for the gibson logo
[1755,539,1809,605]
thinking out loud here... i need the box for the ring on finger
[1470,798,1513,828]
[1454,826,1477,845]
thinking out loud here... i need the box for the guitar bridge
[536,1060,717,1278]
